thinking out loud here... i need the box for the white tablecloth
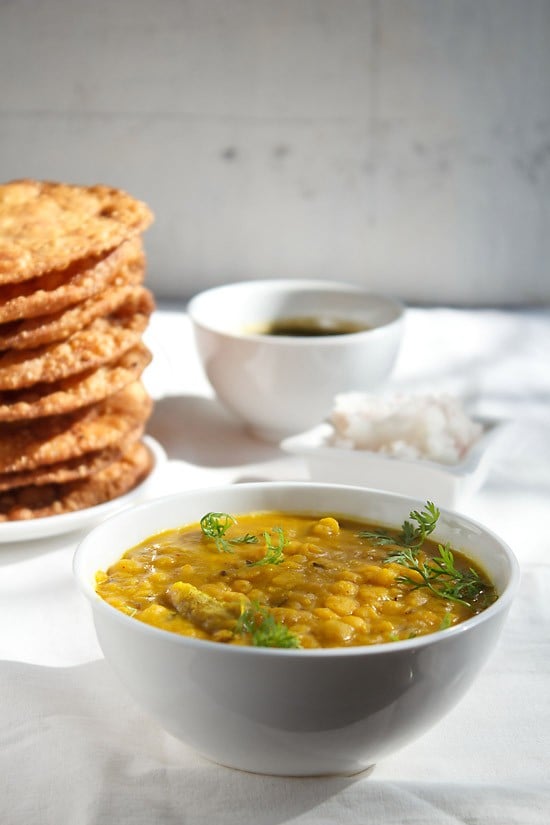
[1,306,549,824]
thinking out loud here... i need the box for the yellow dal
[96,511,494,648]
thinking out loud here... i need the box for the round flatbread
[0,440,154,521]
[0,280,148,352]
[0,236,144,325]
[0,179,153,285]
[0,343,152,421]
[0,381,152,473]
[0,289,154,391]
[0,432,142,491]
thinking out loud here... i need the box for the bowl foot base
[202,753,377,779]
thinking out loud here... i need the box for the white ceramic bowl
[281,419,507,508]
[74,482,519,777]
[187,280,404,441]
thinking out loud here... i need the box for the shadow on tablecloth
[147,395,281,467]
[1,657,547,824]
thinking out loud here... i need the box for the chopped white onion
[329,393,482,464]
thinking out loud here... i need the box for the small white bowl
[74,482,518,777]
[187,280,404,442]
[281,420,506,507]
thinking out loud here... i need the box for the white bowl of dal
[187,280,404,442]
[74,482,519,777]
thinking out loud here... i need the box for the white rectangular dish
[281,419,507,507]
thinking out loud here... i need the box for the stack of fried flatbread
[0,179,156,521]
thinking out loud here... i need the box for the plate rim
[0,435,166,543]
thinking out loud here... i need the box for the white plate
[281,419,509,507]
[0,436,167,543]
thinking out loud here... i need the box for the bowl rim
[187,279,405,344]
[74,481,520,659]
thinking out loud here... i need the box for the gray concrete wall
[1,0,549,305]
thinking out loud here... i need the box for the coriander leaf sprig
[400,501,440,548]
[200,512,234,552]
[250,527,287,566]
[385,542,493,608]
[200,512,259,553]
[235,603,300,648]
[357,501,440,552]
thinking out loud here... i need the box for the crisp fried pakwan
[0,237,144,325]
[0,441,153,521]
[0,178,155,521]
[96,503,497,649]
[0,179,153,283]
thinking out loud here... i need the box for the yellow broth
[95,511,496,648]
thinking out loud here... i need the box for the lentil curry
[96,503,497,649]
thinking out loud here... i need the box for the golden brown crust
[0,343,152,421]
[0,440,154,520]
[0,280,149,351]
[0,430,142,490]
[0,381,153,473]
[0,177,155,521]
[0,179,153,284]
[0,289,154,391]
[0,236,144,324]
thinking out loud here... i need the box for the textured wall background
[1,0,549,305]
